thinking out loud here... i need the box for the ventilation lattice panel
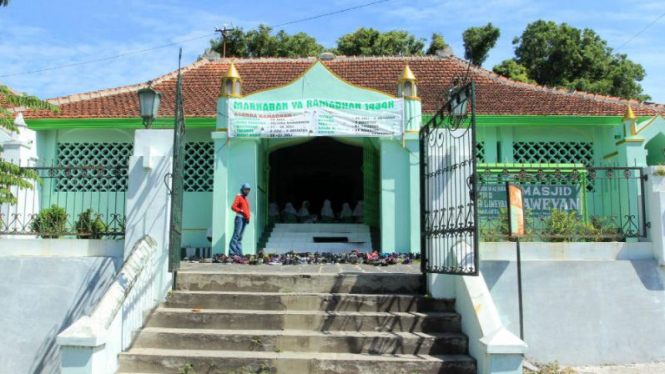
[476,142,486,163]
[185,142,214,192]
[55,143,132,192]
[513,142,593,166]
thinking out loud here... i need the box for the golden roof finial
[224,63,242,81]
[623,105,637,121]
[399,65,417,82]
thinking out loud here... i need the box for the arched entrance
[645,133,665,166]
[268,137,363,218]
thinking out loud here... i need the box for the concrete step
[263,245,373,255]
[268,232,371,238]
[165,291,455,313]
[145,308,461,333]
[176,272,423,294]
[133,327,468,355]
[118,348,476,374]
[272,223,370,233]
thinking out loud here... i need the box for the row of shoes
[209,250,419,265]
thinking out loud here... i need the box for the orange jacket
[231,194,251,220]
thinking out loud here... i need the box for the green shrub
[542,209,622,242]
[480,208,532,242]
[75,209,106,239]
[30,205,67,238]
[542,209,580,242]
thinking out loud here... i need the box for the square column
[211,132,260,255]
[380,139,411,253]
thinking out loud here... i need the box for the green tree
[335,28,425,56]
[463,23,500,66]
[0,85,59,203]
[492,60,533,83]
[426,33,449,55]
[210,24,324,58]
[493,20,649,100]
[0,0,9,7]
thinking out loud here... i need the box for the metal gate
[419,82,479,275]
[168,51,187,274]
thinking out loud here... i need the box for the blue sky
[1,0,663,103]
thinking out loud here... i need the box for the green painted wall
[32,127,215,248]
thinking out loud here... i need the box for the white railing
[57,235,160,374]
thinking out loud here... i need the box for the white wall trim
[0,239,123,257]
[480,242,653,262]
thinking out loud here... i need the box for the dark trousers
[229,215,247,256]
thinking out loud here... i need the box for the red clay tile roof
[23,56,664,119]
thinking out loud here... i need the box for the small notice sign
[507,183,525,237]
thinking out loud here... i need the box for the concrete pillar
[645,166,665,265]
[0,113,40,238]
[380,139,410,253]
[124,129,173,296]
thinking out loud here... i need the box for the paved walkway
[179,262,422,274]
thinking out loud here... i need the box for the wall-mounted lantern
[137,82,162,129]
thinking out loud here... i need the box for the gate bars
[168,49,186,274]
[420,82,479,275]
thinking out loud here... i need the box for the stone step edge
[176,271,422,276]
[139,327,466,339]
[169,290,444,298]
[153,308,458,318]
[120,348,475,362]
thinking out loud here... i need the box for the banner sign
[507,183,525,237]
[479,184,582,220]
[228,98,404,138]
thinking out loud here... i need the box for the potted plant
[75,209,107,239]
[30,205,67,238]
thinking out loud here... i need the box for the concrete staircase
[117,269,476,374]
[263,223,373,254]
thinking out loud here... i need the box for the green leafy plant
[74,209,106,239]
[30,205,67,238]
[249,337,263,350]
[178,363,198,374]
[542,209,580,242]
[542,210,622,242]
[480,208,532,242]
[0,85,58,204]
[654,166,665,177]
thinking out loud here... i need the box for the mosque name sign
[228,98,404,138]
[478,184,583,219]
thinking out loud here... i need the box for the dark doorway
[269,138,363,217]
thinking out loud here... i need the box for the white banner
[227,98,404,138]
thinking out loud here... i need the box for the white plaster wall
[0,239,123,257]
[482,258,665,365]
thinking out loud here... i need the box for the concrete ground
[0,256,121,374]
[179,262,422,274]
[572,362,665,374]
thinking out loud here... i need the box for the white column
[645,166,665,265]
[124,129,174,295]
[0,113,40,238]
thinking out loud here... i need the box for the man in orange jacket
[229,183,251,256]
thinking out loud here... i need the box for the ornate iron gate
[168,50,186,274]
[419,82,479,275]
